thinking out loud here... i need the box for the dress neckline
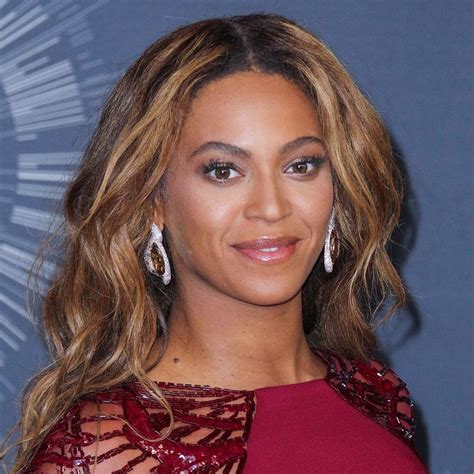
[137,344,331,394]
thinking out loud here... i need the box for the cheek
[295,181,334,250]
[296,176,334,237]
[166,183,237,259]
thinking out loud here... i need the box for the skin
[147,71,334,390]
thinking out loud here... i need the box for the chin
[234,284,301,306]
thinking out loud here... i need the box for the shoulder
[27,381,253,473]
[27,384,162,473]
[315,348,417,449]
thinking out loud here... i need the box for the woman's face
[155,71,334,305]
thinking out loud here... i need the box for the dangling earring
[324,207,340,273]
[144,223,171,285]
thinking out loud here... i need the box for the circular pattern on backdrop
[0,0,120,423]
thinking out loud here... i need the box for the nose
[243,171,291,223]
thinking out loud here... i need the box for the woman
[1,13,429,473]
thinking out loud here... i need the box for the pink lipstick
[231,236,300,264]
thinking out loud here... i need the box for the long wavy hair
[1,12,406,472]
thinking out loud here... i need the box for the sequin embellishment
[313,348,417,450]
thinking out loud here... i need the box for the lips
[231,236,301,264]
[232,236,300,250]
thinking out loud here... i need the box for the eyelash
[201,155,327,183]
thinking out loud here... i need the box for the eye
[201,159,241,183]
[285,155,326,175]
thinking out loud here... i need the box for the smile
[232,243,298,264]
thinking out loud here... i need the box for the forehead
[177,71,321,150]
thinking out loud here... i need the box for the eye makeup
[286,155,327,175]
[201,159,241,182]
[200,154,327,184]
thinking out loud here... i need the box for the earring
[323,207,340,273]
[144,223,171,285]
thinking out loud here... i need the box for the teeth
[259,247,279,252]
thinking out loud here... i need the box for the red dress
[27,346,429,473]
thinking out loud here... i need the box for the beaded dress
[27,346,429,473]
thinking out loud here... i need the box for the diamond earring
[144,223,171,285]
[323,207,340,273]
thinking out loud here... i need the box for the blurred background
[0,1,472,472]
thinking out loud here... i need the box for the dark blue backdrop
[1,1,472,472]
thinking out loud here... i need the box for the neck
[147,276,327,390]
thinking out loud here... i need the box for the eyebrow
[189,135,325,160]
